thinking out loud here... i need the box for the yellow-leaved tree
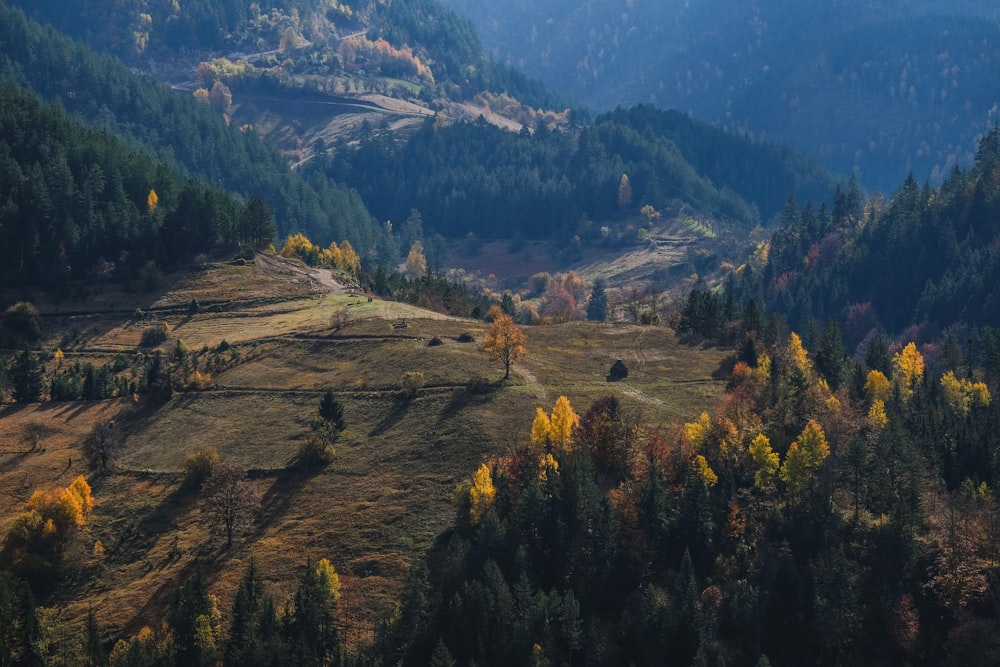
[868,399,888,430]
[749,434,779,490]
[404,241,428,279]
[684,412,712,452]
[780,420,829,498]
[864,370,892,403]
[468,463,496,525]
[147,189,159,216]
[893,342,924,402]
[788,331,812,373]
[940,371,992,415]
[3,476,94,580]
[530,407,552,450]
[483,313,526,380]
[316,558,342,603]
[549,395,579,452]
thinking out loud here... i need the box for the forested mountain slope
[0,82,274,287]
[0,1,384,255]
[319,104,840,252]
[9,0,567,112]
[733,128,1000,349]
[443,0,1000,192]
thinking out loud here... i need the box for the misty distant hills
[442,0,1000,192]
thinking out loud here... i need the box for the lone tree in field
[203,462,260,549]
[483,314,526,380]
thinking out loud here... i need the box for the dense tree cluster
[389,317,1000,664]
[733,129,1000,347]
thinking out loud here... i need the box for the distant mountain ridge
[442,0,1000,192]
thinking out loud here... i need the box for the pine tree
[11,349,44,403]
[85,607,107,667]
[586,279,608,321]
[228,558,283,667]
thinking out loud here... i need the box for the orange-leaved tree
[483,313,526,380]
[1,475,94,585]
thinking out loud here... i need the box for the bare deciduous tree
[203,462,260,549]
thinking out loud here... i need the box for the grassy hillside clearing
[0,254,731,646]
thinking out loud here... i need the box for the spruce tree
[586,279,608,321]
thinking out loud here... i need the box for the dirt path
[254,252,350,294]
[514,365,549,404]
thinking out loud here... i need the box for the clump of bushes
[297,436,334,469]
[140,323,168,347]
[400,371,425,398]
[182,447,220,489]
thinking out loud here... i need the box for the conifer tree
[586,279,608,321]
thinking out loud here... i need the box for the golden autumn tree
[468,463,496,525]
[404,241,428,279]
[868,399,888,430]
[940,371,992,415]
[316,558,342,603]
[147,189,159,216]
[530,407,552,450]
[893,342,924,402]
[780,419,829,498]
[549,395,579,452]
[2,475,94,581]
[864,369,892,403]
[749,433,779,490]
[788,332,812,373]
[483,313,526,380]
[684,412,712,452]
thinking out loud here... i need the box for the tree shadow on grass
[253,467,314,535]
[437,380,501,424]
[368,394,413,437]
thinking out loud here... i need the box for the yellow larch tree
[147,189,159,216]
[780,420,830,498]
[788,332,812,373]
[864,369,892,403]
[549,395,579,451]
[530,407,552,450]
[868,399,888,430]
[893,342,924,402]
[749,433,779,490]
[684,412,712,452]
[941,371,992,415]
[316,558,342,603]
[468,463,496,525]
[404,241,428,279]
[692,454,718,487]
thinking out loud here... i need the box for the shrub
[182,447,220,490]
[140,325,167,347]
[3,301,42,346]
[297,436,334,469]
[400,371,425,397]
[427,336,444,347]
[457,332,475,343]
